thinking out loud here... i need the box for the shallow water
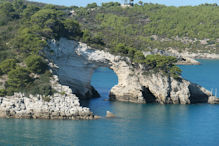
[0,60,219,145]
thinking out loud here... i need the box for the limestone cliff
[45,39,100,99]
[45,38,219,104]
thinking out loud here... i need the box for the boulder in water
[106,111,115,118]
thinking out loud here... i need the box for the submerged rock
[106,111,115,118]
[208,96,219,104]
[94,115,102,119]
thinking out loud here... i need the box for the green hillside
[74,2,219,53]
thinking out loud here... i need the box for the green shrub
[133,51,145,63]
[144,55,177,69]
[0,69,3,76]
[6,67,32,89]
[170,66,182,79]
[42,96,51,102]
[82,29,91,43]
[62,18,82,39]
[13,27,47,53]
[127,47,136,60]
[5,87,15,96]
[21,4,40,19]
[60,91,66,95]
[86,3,98,9]
[81,30,104,47]
[114,43,128,55]
[23,71,55,97]
[102,2,120,8]
[144,55,182,79]
[0,89,6,97]
[0,2,18,21]
[0,59,17,74]
[91,34,104,46]
[31,9,64,28]
[28,83,53,97]
[25,55,48,74]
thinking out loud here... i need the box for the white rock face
[180,51,219,59]
[166,48,219,64]
[45,38,218,104]
[45,39,99,99]
[0,75,94,119]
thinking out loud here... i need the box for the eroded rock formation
[45,39,100,99]
[45,38,219,104]
[0,75,94,119]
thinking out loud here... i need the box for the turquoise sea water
[0,60,219,145]
[179,59,219,95]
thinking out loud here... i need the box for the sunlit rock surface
[45,38,218,104]
[45,39,100,99]
[0,75,94,119]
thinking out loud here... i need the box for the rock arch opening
[80,67,118,108]
[91,67,118,98]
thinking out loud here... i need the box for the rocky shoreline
[167,49,219,65]
[181,52,219,60]
[0,75,95,120]
[144,48,219,65]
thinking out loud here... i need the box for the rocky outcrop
[143,48,200,65]
[143,48,219,65]
[0,75,94,120]
[45,39,100,99]
[179,51,219,59]
[112,72,216,104]
[109,68,215,104]
[106,111,115,118]
[45,38,218,104]
[166,48,219,63]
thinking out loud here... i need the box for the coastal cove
[0,59,219,145]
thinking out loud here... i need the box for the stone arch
[44,38,215,104]
[44,38,119,99]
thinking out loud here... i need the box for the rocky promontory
[0,75,94,120]
[45,38,219,104]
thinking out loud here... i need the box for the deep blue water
[179,59,219,96]
[0,60,219,145]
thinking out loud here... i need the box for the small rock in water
[94,115,102,119]
[106,111,115,118]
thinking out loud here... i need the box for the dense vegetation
[74,2,219,53]
[0,0,81,97]
[1,0,218,97]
